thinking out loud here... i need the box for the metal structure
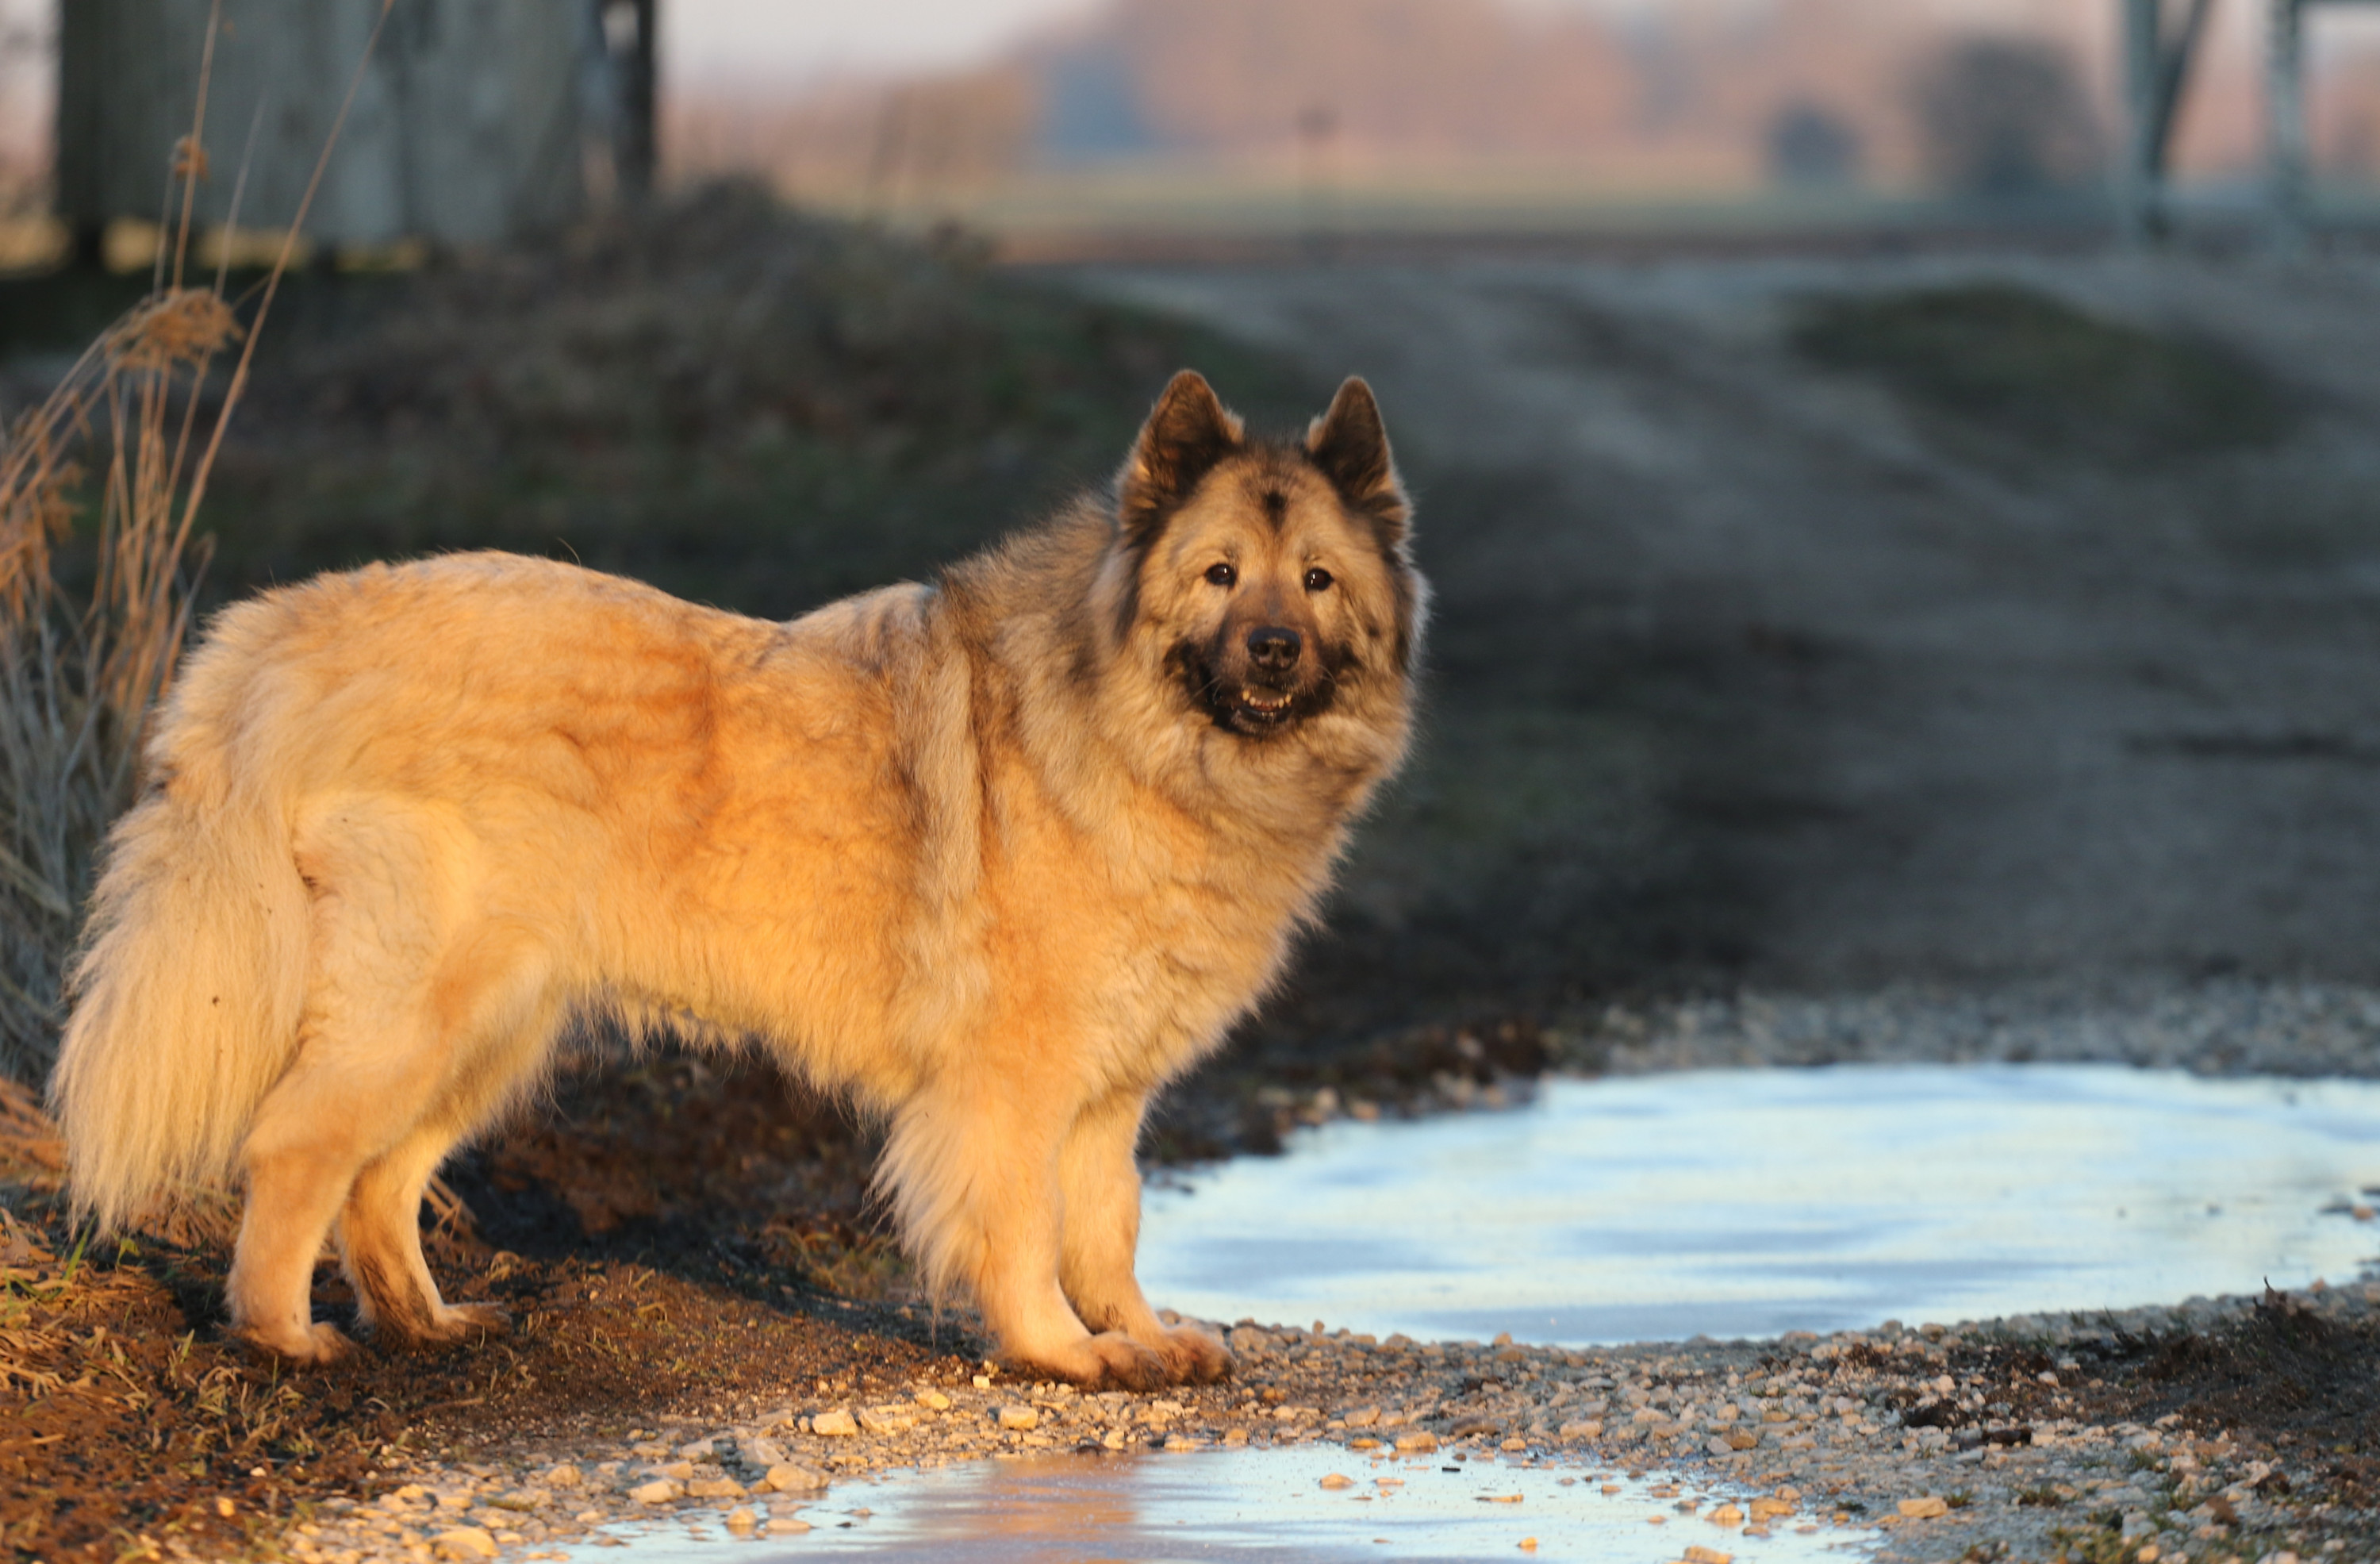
[2121,0,2216,237]
[56,0,659,259]
[2125,0,2380,244]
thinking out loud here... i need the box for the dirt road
[1073,253,2380,1020]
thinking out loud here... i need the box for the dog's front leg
[1057,1087,1232,1385]
[881,1074,1168,1390]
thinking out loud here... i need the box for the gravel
[1568,982,2380,1083]
[272,1282,2380,1564]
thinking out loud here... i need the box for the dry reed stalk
[0,278,237,1086]
[0,0,398,1088]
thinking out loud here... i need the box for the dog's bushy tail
[49,629,310,1233]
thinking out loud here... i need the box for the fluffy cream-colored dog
[52,371,1424,1388]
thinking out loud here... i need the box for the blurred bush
[1910,37,2103,200]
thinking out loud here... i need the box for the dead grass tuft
[0,1074,63,1187]
[0,1,396,1088]
[0,281,226,1083]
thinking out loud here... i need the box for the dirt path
[1071,254,2380,1017]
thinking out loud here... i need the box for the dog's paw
[1081,1331,1169,1391]
[234,1319,355,1366]
[439,1301,514,1338]
[410,1301,514,1349]
[1152,1321,1234,1385]
[1011,1332,1168,1391]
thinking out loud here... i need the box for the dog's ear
[1119,370,1244,545]
[1307,377,1409,540]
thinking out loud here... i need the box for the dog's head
[1111,371,1422,740]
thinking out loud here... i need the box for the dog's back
[52,555,922,1220]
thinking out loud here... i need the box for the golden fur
[49,372,1424,1388]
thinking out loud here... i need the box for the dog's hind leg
[340,1123,505,1349]
[229,809,548,1363]
[339,924,557,1349]
[1057,1087,1232,1385]
[229,1030,444,1363]
[225,1063,378,1363]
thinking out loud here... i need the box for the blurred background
[658,0,2380,253]
[2,0,2379,258]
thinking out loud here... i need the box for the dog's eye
[1303,567,1334,592]
[1205,563,1237,588]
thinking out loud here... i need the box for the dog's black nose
[1247,626,1302,670]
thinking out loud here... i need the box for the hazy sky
[655,0,1715,87]
[661,0,2094,90]
[664,0,1095,87]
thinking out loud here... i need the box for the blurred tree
[1911,36,2103,199]
[1766,101,1863,187]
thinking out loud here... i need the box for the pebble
[762,1462,827,1493]
[808,1408,859,1438]
[429,1527,497,1560]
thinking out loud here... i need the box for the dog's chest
[1074,836,1319,1068]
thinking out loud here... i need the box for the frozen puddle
[1139,1063,2380,1344]
[569,1448,1877,1562]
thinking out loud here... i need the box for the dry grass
[0,0,395,1087]
[0,291,237,1082]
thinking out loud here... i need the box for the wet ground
[565,1447,1877,1563]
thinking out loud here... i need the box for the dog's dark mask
[1167,631,1342,738]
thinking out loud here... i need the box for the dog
[49,370,1425,1389]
